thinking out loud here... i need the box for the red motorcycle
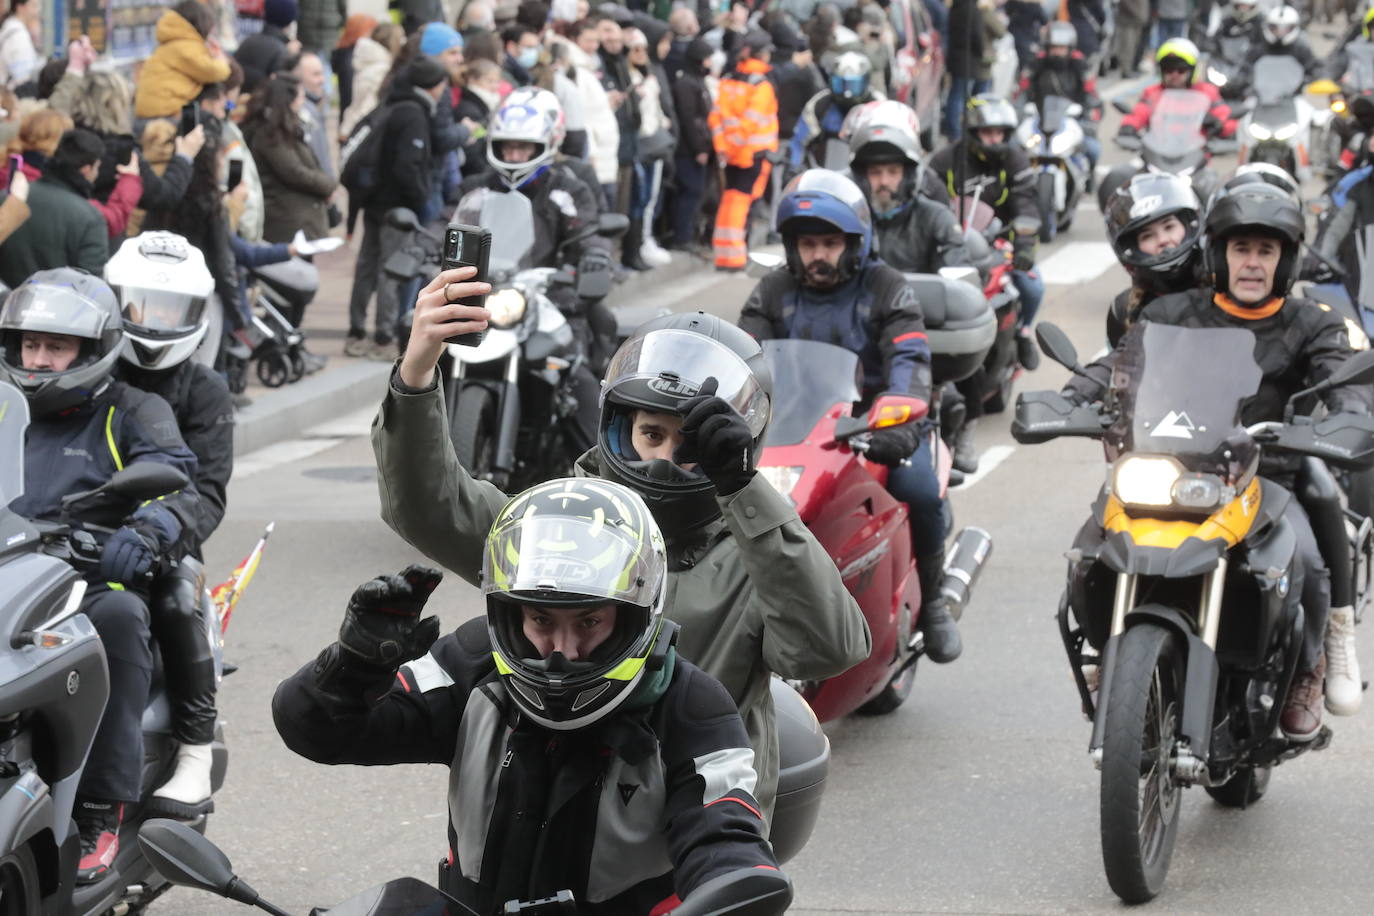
[756,339,993,721]
[955,194,1024,414]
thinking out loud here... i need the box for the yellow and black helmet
[1363,5,1374,39]
[483,477,670,731]
[1156,37,1200,83]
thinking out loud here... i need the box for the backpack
[338,106,388,205]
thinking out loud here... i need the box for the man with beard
[738,169,964,663]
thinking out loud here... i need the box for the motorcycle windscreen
[1251,55,1305,107]
[0,383,27,506]
[1105,322,1262,480]
[454,188,536,278]
[1038,94,1071,136]
[760,339,862,447]
[309,876,469,916]
[1143,89,1210,159]
[823,137,851,170]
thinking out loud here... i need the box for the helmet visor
[116,287,207,335]
[483,487,665,609]
[601,329,770,436]
[1,284,113,341]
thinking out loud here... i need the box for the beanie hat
[420,22,465,57]
[408,56,448,90]
[264,0,299,28]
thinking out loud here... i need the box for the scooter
[137,819,794,915]
[754,338,993,720]
[1014,94,1091,241]
[1238,54,1318,180]
[0,383,242,915]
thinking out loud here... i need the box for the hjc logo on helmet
[1130,195,1163,219]
[647,376,701,398]
[522,555,599,586]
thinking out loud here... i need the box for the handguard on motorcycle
[1282,348,1374,421]
[1254,414,1374,471]
[833,394,929,442]
[1011,390,1109,444]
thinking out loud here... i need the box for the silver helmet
[106,232,214,371]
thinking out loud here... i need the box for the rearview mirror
[384,207,421,232]
[1326,348,1374,389]
[137,819,277,912]
[1035,322,1084,373]
[107,462,189,502]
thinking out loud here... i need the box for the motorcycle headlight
[486,288,527,329]
[1208,66,1228,87]
[1333,97,1348,114]
[1024,132,1043,149]
[1112,457,1182,508]
[758,465,804,503]
[1273,123,1300,142]
[1248,123,1273,141]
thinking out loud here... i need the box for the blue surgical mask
[517,47,540,69]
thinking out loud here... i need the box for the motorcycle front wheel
[0,845,40,916]
[1037,171,1058,243]
[1100,620,1185,904]
[451,384,500,483]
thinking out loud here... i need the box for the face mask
[517,47,540,69]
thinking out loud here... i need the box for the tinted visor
[0,284,112,341]
[116,287,206,335]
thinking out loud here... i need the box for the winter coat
[134,10,232,119]
[0,193,28,247]
[300,94,336,180]
[340,37,392,138]
[976,4,1009,82]
[873,194,973,275]
[455,163,606,270]
[235,23,293,93]
[89,171,144,240]
[295,0,347,52]
[771,61,824,141]
[946,0,986,78]
[369,371,870,822]
[365,82,438,217]
[0,16,38,90]
[0,167,110,287]
[223,120,265,243]
[566,43,622,184]
[244,122,338,242]
[711,59,779,168]
[1120,82,1235,137]
[929,139,1041,260]
[671,67,714,158]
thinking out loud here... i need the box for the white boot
[1324,606,1363,716]
[641,236,673,267]
[149,743,215,817]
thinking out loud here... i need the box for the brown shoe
[1280,655,1326,742]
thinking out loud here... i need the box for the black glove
[864,423,921,467]
[338,565,443,670]
[98,502,182,585]
[1012,249,1035,272]
[674,377,756,495]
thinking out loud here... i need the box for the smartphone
[178,101,200,137]
[442,223,492,347]
[226,159,244,192]
[7,153,21,190]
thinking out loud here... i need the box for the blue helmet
[775,169,873,282]
[828,51,872,101]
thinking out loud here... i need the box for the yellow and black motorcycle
[1012,322,1374,904]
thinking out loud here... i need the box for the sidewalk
[232,231,713,455]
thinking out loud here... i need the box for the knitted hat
[420,22,465,57]
[408,56,448,90]
[263,0,299,28]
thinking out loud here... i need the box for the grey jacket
[370,370,872,821]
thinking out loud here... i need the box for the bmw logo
[66,671,80,696]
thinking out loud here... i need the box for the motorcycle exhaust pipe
[942,527,993,622]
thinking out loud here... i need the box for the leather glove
[673,377,756,495]
[864,423,921,467]
[338,565,443,670]
[99,526,157,584]
[1012,249,1035,273]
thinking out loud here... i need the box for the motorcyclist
[1311,139,1374,304]
[1103,172,1204,348]
[1202,0,1264,93]
[738,169,964,663]
[272,480,789,915]
[1246,5,1321,82]
[1016,21,1104,172]
[929,93,1045,371]
[0,268,201,883]
[789,50,884,172]
[1063,184,1368,736]
[372,273,869,823]
[1118,39,1237,141]
[105,232,234,819]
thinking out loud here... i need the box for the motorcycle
[0,382,251,915]
[1015,94,1092,242]
[385,190,627,492]
[1204,33,1254,100]
[137,818,794,915]
[954,194,1026,415]
[755,338,993,719]
[1308,41,1374,178]
[1238,55,1319,180]
[1102,89,1227,210]
[1011,322,1374,903]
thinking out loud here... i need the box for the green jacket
[0,172,108,288]
[370,369,872,821]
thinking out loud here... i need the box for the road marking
[958,444,1015,489]
[303,405,377,439]
[234,437,345,478]
[1038,241,1117,285]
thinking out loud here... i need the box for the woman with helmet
[0,268,203,883]
[1117,38,1236,142]
[373,268,868,822]
[1102,172,1204,347]
[788,49,882,172]
[740,168,964,663]
[930,93,1046,370]
[273,479,790,915]
[105,231,236,822]
[1064,183,1368,738]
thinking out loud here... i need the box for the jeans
[80,588,153,803]
[671,155,709,247]
[885,428,947,558]
[943,76,974,140]
[1011,267,1045,327]
[1083,135,1102,171]
[347,212,408,344]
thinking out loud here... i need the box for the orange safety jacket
[709,59,779,168]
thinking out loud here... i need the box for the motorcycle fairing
[1096,478,1262,576]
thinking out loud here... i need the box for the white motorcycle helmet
[1231,0,1259,21]
[1261,5,1301,45]
[485,87,567,190]
[106,232,215,371]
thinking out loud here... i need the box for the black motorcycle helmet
[964,94,1019,165]
[598,312,772,541]
[0,268,124,418]
[1105,173,1203,294]
[1202,183,1305,305]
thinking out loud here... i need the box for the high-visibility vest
[709,59,779,168]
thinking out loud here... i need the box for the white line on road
[1037,241,1117,286]
[303,405,378,439]
[957,444,1015,490]
[233,437,345,479]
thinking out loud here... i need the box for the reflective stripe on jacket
[709,59,779,168]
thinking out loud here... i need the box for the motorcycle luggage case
[768,677,829,865]
[903,273,996,384]
[252,258,319,309]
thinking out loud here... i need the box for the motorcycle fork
[493,353,522,474]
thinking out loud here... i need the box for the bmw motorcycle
[1102,89,1225,211]
[1015,94,1091,241]
[1238,55,1319,181]
[1012,323,1374,903]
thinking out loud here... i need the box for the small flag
[211,522,275,633]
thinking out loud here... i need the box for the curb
[234,252,708,456]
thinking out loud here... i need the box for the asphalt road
[149,73,1374,915]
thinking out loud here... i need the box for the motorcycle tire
[0,845,41,916]
[856,660,917,715]
[451,384,499,482]
[1099,620,1185,904]
[1038,173,1058,244]
[1204,764,1272,808]
[255,349,291,388]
